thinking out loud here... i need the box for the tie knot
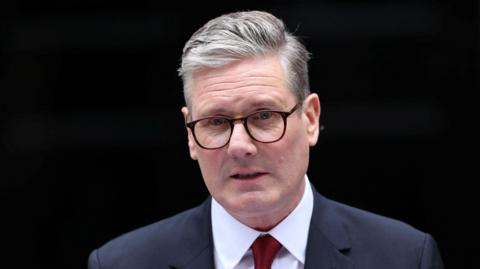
[251,234,282,269]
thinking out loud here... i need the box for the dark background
[1,0,477,268]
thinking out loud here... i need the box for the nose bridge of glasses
[229,115,249,128]
[229,116,252,138]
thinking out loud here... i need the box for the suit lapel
[305,186,354,269]
[305,224,354,269]
[169,245,214,269]
[169,198,215,269]
[169,186,355,269]
[181,246,215,269]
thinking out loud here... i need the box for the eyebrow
[197,100,283,118]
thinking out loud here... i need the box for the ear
[302,93,321,146]
[181,106,198,160]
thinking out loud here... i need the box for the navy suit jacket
[88,185,444,269]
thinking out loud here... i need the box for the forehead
[190,55,294,115]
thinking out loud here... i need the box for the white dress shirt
[211,175,314,269]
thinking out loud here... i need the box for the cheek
[197,151,224,181]
[276,124,310,170]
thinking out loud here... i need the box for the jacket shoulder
[323,197,442,268]
[328,198,425,242]
[90,199,212,269]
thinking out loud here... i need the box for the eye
[255,111,273,120]
[208,117,228,126]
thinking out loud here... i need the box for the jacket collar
[170,185,354,269]
[305,186,354,269]
[169,197,215,269]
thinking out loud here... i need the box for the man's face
[182,54,321,229]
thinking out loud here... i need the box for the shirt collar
[211,175,314,268]
[269,175,313,264]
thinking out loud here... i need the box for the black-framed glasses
[186,103,300,149]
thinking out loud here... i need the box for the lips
[231,172,268,180]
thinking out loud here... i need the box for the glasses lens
[191,109,289,149]
[194,117,231,148]
[246,111,285,142]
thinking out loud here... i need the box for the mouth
[231,172,268,180]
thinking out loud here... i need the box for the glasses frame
[186,103,300,150]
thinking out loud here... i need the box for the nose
[227,122,258,158]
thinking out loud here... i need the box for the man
[88,10,444,269]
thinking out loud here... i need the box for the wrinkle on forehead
[193,87,288,118]
[195,82,281,101]
[189,55,293,117]
[202,77,282,93]
[195,65,286,91]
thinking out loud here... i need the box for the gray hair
[178,10,311,109]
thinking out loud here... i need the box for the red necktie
[251,234,282,269]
